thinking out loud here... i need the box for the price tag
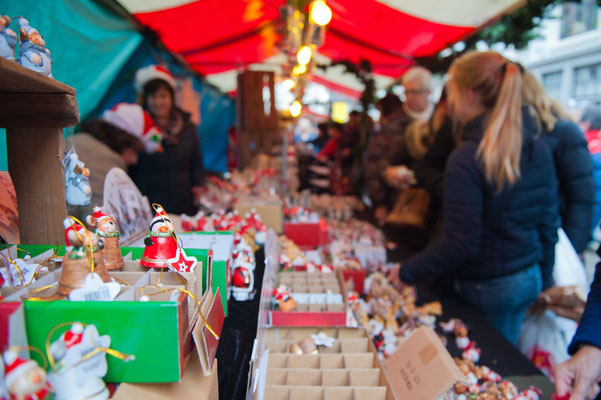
[69,273,120,301]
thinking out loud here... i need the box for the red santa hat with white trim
[62,322,84,348]
[3,350,39,389]
[101,103,163,153]
[149,205,174,232]
[89,207,112,226]
[63,217,87,247]
[134,65,176,94]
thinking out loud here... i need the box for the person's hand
[374,205,388,226]
[554,345,601,400]
[385,165,416,189]
[387,263,403,290]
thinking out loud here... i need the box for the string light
[292,64,307,75]
[297,45,312,66]
[309,0,332,26]
[282,78,296,90]
[289,101,302,117]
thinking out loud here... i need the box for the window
[573,64,601,100]
[561,0,598,38]
[542,71,563,100]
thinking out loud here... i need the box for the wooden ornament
[57,248,111,296]
[101,236,123,271]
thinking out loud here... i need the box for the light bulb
[309,0,332,26]
[297,46,312,66]
[282,79,296,90]
[292,64,307,75]
[289,101,302,117]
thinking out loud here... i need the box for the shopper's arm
[400,145,484,283]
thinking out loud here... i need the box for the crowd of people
[69,51,601,398]
[302,51,601,398]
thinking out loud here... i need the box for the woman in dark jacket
[129,65,204,215]
[522,71,594,255]
[393,51,559,345]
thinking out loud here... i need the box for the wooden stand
[236,70,279,169]
[0,58,79,244]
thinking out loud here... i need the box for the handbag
[385,187,431,229]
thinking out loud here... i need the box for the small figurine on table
[0,16,17,60]
[64,153,92,207]
[17,18,52,78]
[87,207,123,271]
[3,350,53,400]
[141,205,197,273]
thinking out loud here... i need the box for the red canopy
[117,0,523,95]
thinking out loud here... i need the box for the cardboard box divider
[266,327,366,341]
[321,369,349,386]
[263,385,387,400]
[288,354,320,369]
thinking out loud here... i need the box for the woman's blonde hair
[522,70,573,133]
[450,51,523,191]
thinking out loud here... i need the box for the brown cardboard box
[383,326,467,400]
[113,352,218,399]
[235,197,283,233]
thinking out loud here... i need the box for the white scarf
[403,102,434,123]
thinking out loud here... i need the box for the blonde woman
[523,71,594,255]
[391,51,559,344]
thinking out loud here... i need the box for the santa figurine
[86,207,123,271]
[273,284,296,312]
[49,322,84,362]
[141,206,197,273]
[3,350,52,400]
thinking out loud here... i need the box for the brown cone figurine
[58,217,112,296]
[87,207,124,271]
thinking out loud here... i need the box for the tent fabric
[116,0,523,95]
[4,0,143,120]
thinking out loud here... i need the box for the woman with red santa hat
[129,65,204,215]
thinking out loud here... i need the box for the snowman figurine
[2,350,53,400]
[17,18,52,78]
[64,153,92,207]
[0,16,17,60]
[48,323,110,400]
[141,206,197,273]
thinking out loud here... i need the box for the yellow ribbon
[45,321,135,370]
[21,283,58,300]
[111,276,132,287]
[141,284,219,340]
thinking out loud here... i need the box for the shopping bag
[518,310,577,380]
[553,228,589,291]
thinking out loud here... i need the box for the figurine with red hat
[141,205,197,273]
[2,350,52,400]
[48,323,112,400]
[86,207,123,271]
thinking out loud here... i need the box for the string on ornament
[0,235,36,286]
[140,284,220,340]
[45,321,134,370]
[7,345,48,370]
[111,276,132,287]
[151,203,183,248]
[22,282,59,300]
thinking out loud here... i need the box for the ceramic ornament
[2,350,53,400]
[0,16,17,60]
[64,153,92,207]
[48,323,110,400]
[273,284,296,312]
[141,206,197,273]
[86,207,123,271]
[17,18,52,78]
[58,218,111,297]
[231,248,256,301]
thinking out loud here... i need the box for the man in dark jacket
[554,243,601,400]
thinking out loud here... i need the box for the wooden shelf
[0,57,79,128]
[0,57,79,244]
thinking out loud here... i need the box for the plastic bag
[518,310,577,380]
[554,228,589,291]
